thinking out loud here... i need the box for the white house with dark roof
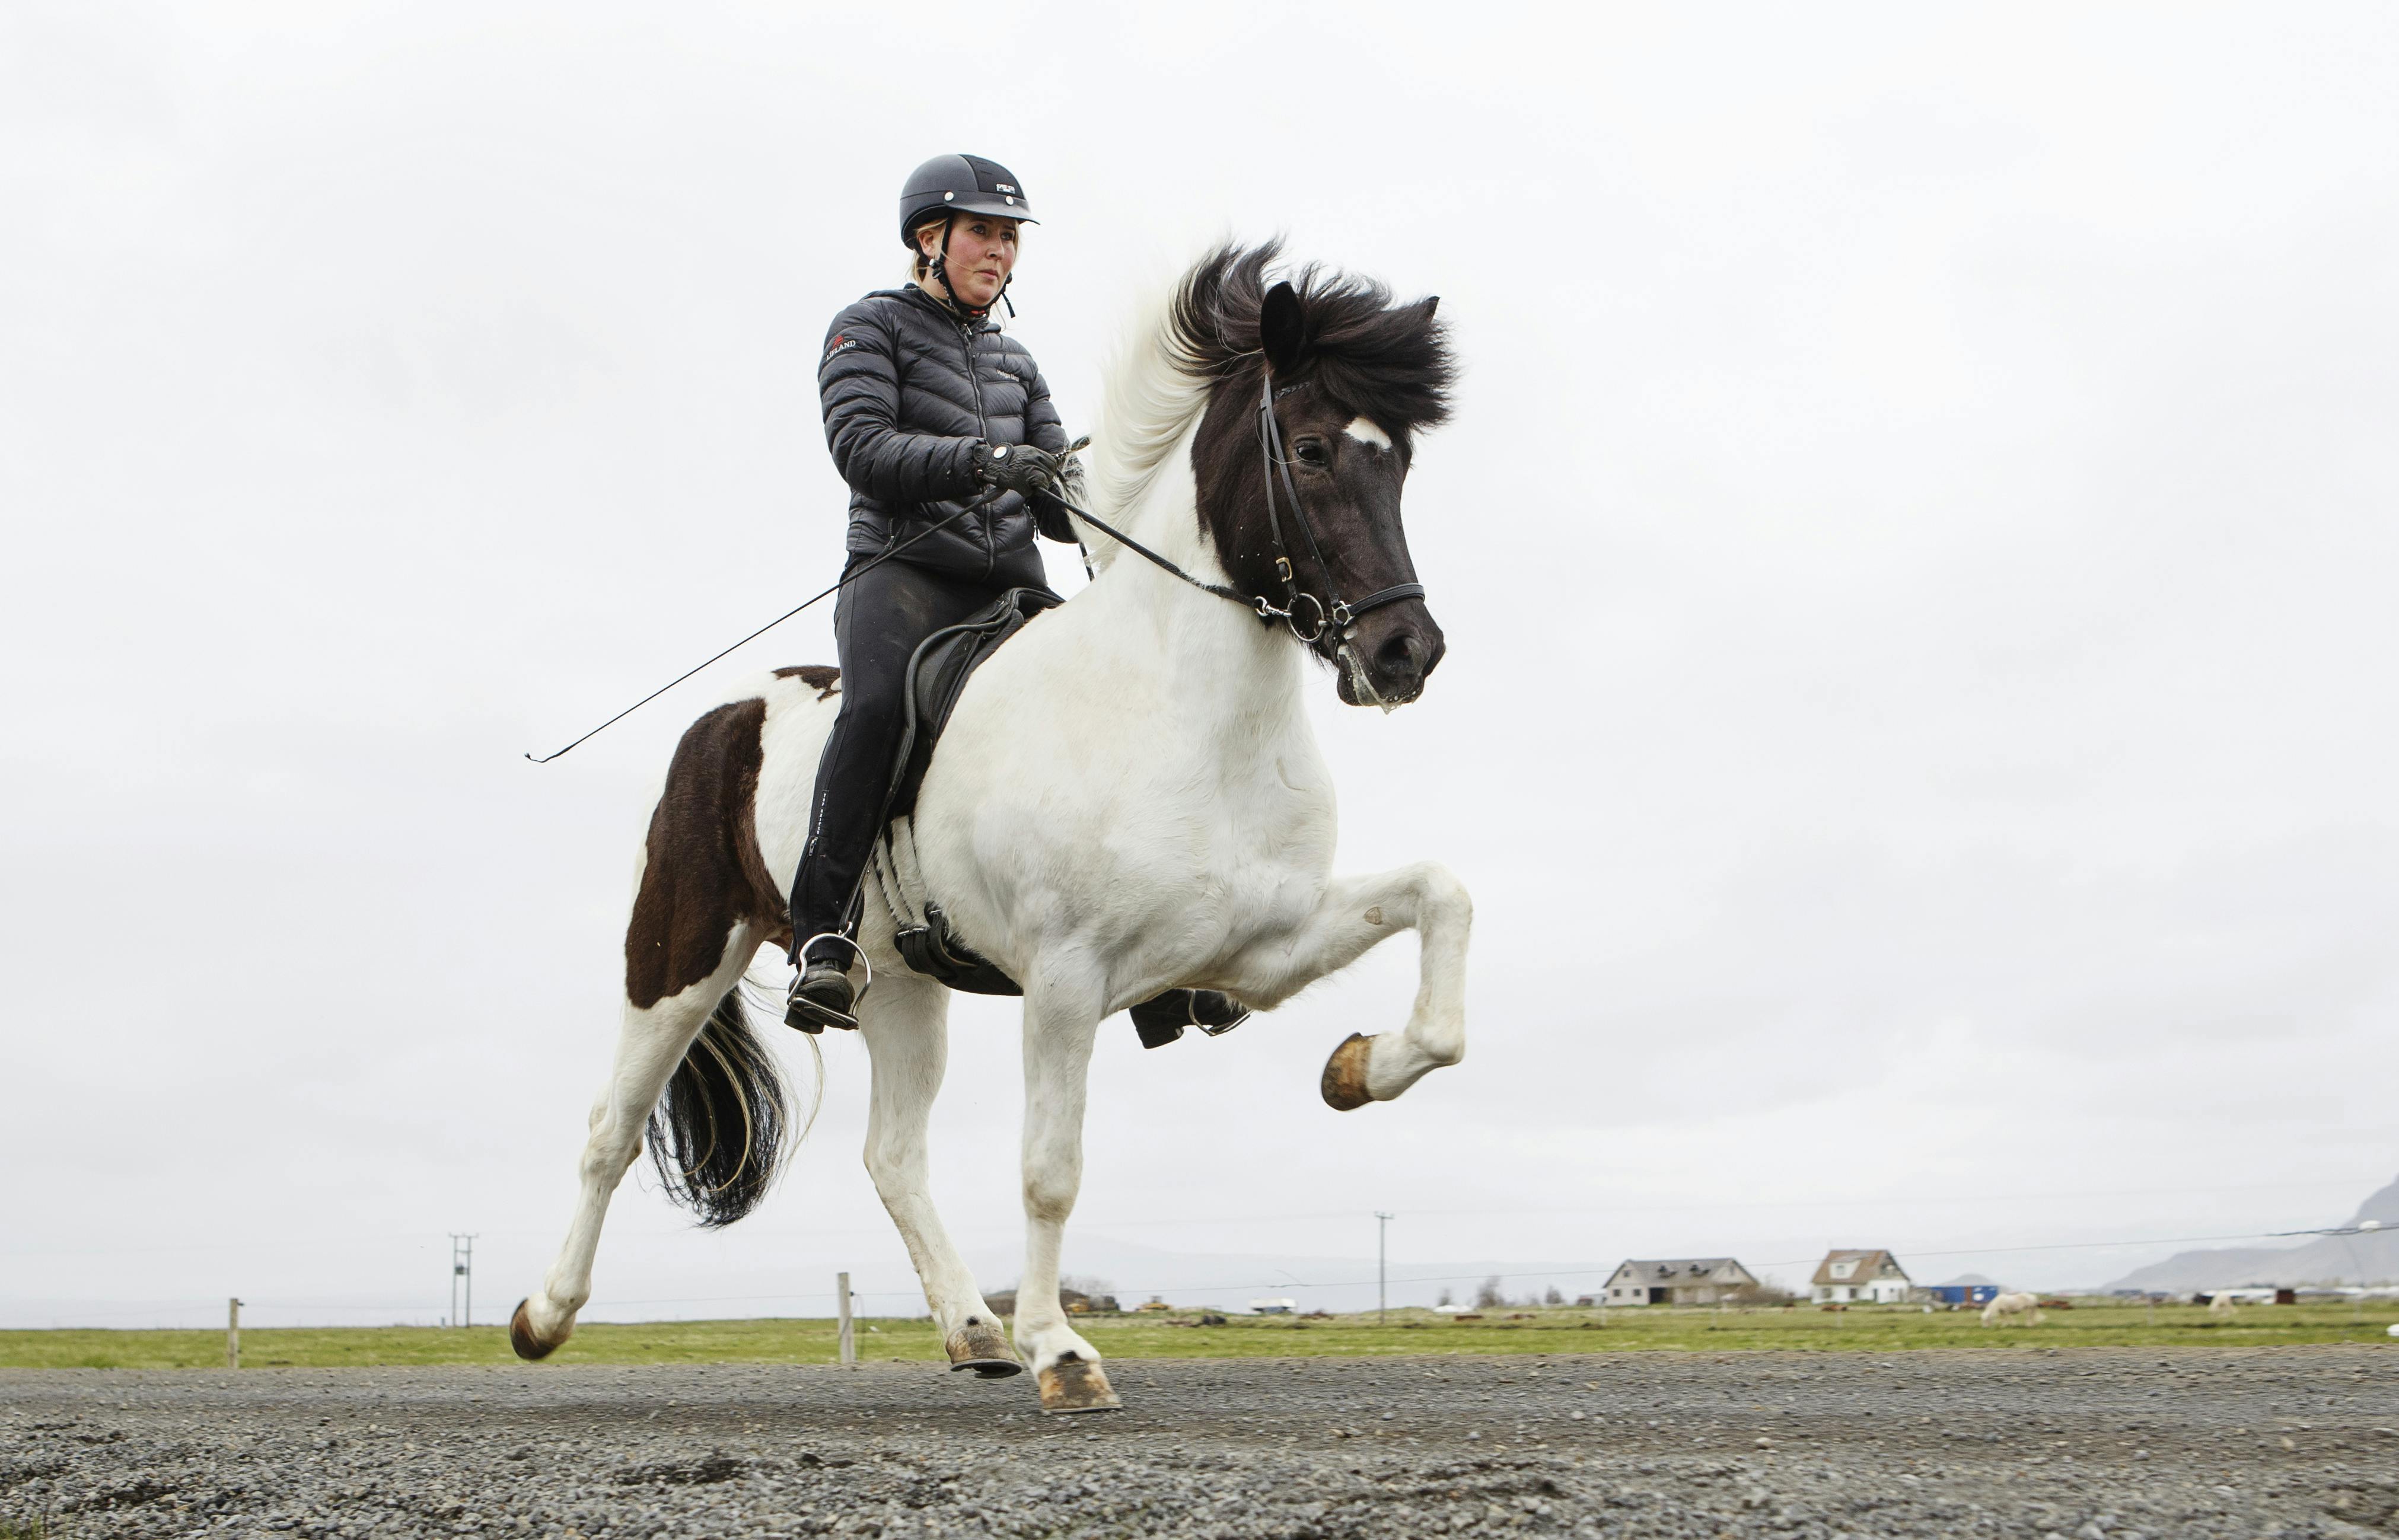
[1601,1258,1758,1306]
[1811,1249,1911,1304]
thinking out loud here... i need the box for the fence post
[836,1273,856,1367]
[227,1297,241,1369]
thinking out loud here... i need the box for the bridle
[1052,372,1425,650]
[1249,375,1425,643]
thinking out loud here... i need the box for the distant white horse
[1980,1291,2043,1327]
[511,245,1471,1412]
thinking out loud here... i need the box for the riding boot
[785,961,859,1034]
[1127,989,1250,1048]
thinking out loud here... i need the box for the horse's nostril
[1375,632,1428,680]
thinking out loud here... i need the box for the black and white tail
[645,985,807,1227]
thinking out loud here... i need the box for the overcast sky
[4,3,2397,1328]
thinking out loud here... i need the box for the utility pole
[450,1235,477,1329]
[227,1297,241,1369]
[836,1273,856,1367]
[1375,1212,1395,1325]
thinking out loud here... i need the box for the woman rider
[783,152,1068,1032]
[786,154,1242,1045]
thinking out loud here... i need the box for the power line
[0,1176,2375,1261]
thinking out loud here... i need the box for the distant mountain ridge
[2098,1174,2399,1292]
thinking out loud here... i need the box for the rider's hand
[1031,445,1088,542]
[972,441,1063,496]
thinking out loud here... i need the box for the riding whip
[523,498,989,763]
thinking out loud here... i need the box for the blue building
[1923,1281,1999,1305]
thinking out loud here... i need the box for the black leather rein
[524,375,1426,763]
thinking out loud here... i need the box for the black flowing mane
[1166,242,1454,435]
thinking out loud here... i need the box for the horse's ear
[1421,295,1440,318]
[1260,281,1306,374]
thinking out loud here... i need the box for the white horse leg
[1232,862,1472,1109]
[1011,973,1118,1412]
[856,969,1017,1377]
[512,926,760,1357]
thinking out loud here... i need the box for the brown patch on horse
[624,697,786,1009]
[774,664,841,699]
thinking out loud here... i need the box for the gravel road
[6,1346,2396,1538]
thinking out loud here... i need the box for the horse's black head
[1175,245,1455,707]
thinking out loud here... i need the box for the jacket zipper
[958,317,995,579]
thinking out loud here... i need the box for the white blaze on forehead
[1343,416,1393,451]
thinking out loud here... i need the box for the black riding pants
[789,548,1044,963]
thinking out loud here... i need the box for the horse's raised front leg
[856,969,1017,1377]
[512,924,761,1359]
[1012,970,1119,1413]
[1241,862,1473,1110]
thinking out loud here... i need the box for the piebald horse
[511,245,1473,1411]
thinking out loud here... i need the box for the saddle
[870,587,1059,997]
[885,586,1060,828]
[864,586,1250,1045]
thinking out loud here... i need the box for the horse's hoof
[1320,1032,1377,1111]
[508,1298,563,1362]
[1036,1354,1122,1413]
[945,1322,1022,1378]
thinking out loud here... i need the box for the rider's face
[923,215,1019,310]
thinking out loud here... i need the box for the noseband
[1049,373,1425,651]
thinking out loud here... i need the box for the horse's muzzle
[1338,605,1445,707]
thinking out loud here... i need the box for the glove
[971,440,1063,496]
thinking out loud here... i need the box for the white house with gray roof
[1601,1257,1758,1306]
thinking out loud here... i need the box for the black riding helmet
[899,154,1036,316]
[898,153,1036,243]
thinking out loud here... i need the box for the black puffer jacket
[819,285,1071,581]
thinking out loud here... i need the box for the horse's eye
[1294,439,1330,467]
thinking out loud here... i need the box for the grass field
[4,1299,2394,1371]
